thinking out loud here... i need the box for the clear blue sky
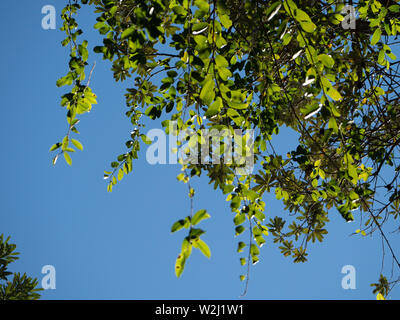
[1,1,399,300]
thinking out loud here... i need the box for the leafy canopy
[52,0,400,297]
[0,235,42,300]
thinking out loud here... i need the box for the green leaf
[330,103,341,117]
[71,139,83,151]
[300,20,316,33]
[376,293,385,300]
[215,55,229,68]
[237,242,246,253]
[228,101,248,110]
[192,22,208,33]
[121,27,135,39]
[293,9,316,33]
[318,54,335,68]
[193,238,211,258]
[171,220,186,233]
[217,67,232,81]
[49,143,61,152]
[189,228,205,239]
[205,97,222,117]
[175,253,186,278]
[219,14,232,29]
[194,35,208,50]
[389,5,400,12]
[191,209,211,225]
[348,163,358,184]
[235,225,245,236]
[117,168,124,181]
[338,204,354,222]
[328,117,338,133]
[174,238,193,279]
[371,28,381,45]
[181,238,192,259]
[107,183,113,193]
[327,87,342,101]
[56,74,73,87]
[63,152,72,166]
[234,213,246,226]
[312,179,318,188]
[200,78,215,106]
[195,0,209,13]
[250,244,260,256]
[79,46,89,61]
[140,134,152,145]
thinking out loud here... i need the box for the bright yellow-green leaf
[62,136,69,151]
[71,139,83,151]
[121,26,135,39]
[64,152,72,166]
[318,54,335,68]
[348,163,358,184]
[194,0,209,13]
[175,254,186,278]
[215,55,229,68]
[49,143,61,152]
[182,51,189,63]
[300,21,316,33]
[219,14,232,29]
[327,87,342,101]
[312,179,318,188]
[205,97,222,117]
[200,78,215,106]
[107,183,113,193]
[181,238,192,259]
[328,117,338,133]
[218,67,232,81]
[376,293,385,300]
[191,209,211,225]
[193,238,211,258]
[371,28,382,45]
[118,168,124,181]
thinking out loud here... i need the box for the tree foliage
[0,235,42,300]
[52,0,400,298]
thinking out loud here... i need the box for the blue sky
[1,1,399,300]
